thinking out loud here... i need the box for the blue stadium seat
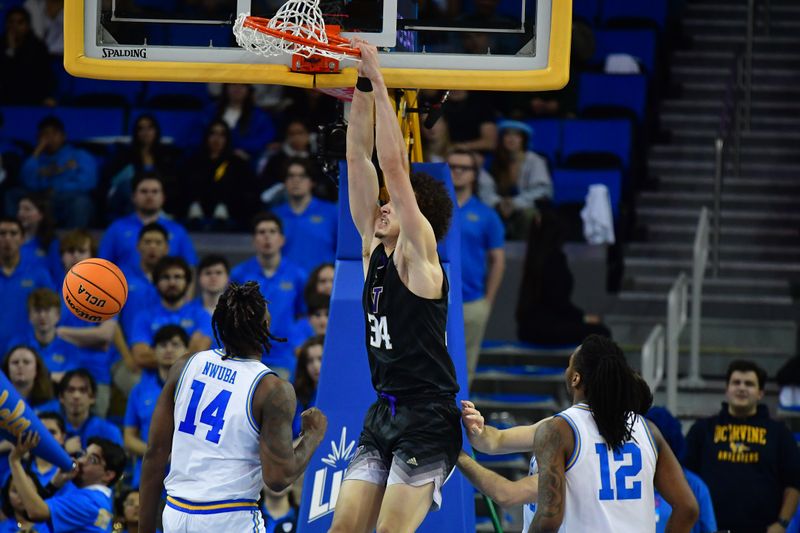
[551,168,622,218]
[143,81,212,109]
[561,119,632,170]
[600,0,669,30]
[0,106,126,146]
[524,118,562,165]
[572,0,600,24]
[130,108,206,147]
[577,73,648,124]
[592,29,657,75]
[66,78,144,107]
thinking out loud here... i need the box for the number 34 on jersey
[368,314,393,349]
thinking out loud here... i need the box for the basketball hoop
[233,0,361,73]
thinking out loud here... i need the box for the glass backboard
[64,0,571,90]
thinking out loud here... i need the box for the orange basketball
[62,258,128,323]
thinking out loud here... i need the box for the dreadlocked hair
[212,282,285,359]
[574,334,640,452]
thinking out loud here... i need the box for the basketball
[62,258,128,323]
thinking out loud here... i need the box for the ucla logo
[77,285,107,308]
[280,281,294,291]
[308,426,356,522]
[311,215,324,224]
[467,212,480,222]
[21,279,34,288]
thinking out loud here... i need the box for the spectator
[30,411,67,488]
[129,256,212,369]
[0,7,53,104]
[119,222,168,336]
[5,288,79,380]
[58,369,122,453]
[9,435,124,532]
[231,212,306,377]
[257,118,322,206]
[18,116,98,228]
[262,486,297,533]
[2,345,59,413]
[124,325,187,489]
[487,120,552,239]
[106,114,179,221]
[195,254,230,316]
[684,360,800,533]
[646,407,718,533]
[23,0,63,55]
[291,293,329,349]
[292,335,323,439]
[515,209,610,345]
[0,217,53,350]
[211,83,276,161]
[181,119,259,231]
[99,173,197,270]
[303,262,334,304]
[17,192,61,283]
[441,90,498,153]
[56,228,119,416]
[116,489,140,533]
[421,114,453,163]
[0,464,50,532]
[272,158,338,273]
[447,149,505,386]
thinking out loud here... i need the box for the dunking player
[328,42,462,532]
[524,335,698,532]
[139,282,327,533]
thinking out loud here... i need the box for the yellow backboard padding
[64,0,571,91]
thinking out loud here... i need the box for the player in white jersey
[457,336,698,532]
[139,282,327,533]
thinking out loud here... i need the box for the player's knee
[375,517,409,533]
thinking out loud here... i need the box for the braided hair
[212,282,284,360]
[574,335,641,452]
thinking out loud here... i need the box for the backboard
[64,0,571,91]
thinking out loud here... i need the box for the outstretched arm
[461,400,549,454]
[356,43,439,264]
[457,451,539,507]
[346,43,380,252]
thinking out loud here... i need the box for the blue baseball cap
[497,119,534,138]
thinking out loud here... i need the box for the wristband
[356,76,373,92]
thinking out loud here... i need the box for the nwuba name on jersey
[201,361,238,385]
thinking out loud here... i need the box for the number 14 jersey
[556,403,658,533]
[165,350,275,503]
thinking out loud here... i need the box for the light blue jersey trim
[555,412,581,471]
[246,369,277,434]
[174,352,199,402]
[640,416,659,458]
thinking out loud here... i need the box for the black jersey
[362,243,459,396]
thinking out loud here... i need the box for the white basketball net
[233,0,350,60]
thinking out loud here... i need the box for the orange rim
[242,16,361,57]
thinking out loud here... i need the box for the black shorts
[343,395,462,511]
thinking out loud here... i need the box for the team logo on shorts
[308,426,356,522]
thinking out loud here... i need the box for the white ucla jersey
[165,350,275,505]
[552,403,657,533]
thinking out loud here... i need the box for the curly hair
[410,171,453,242]
[212,282,285,359]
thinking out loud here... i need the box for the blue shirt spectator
[124,370,163,488]
[48,482,114,533]
[129,257,212,369]
[57,306,116,387]
[19,117,98,228]
[59,370,123,452]
[17,192,63,285]
[272,159,337,272]
[654,468,717,533]
[0,219,54,350]
[99,175,197,271]
[118,223,169,337]
[458,195,505,303]
[231,248,306,374]
[212,84,276,160]
[6,327,79,377]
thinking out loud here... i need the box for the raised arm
[256,375,327,491]
[356,42,439,264]
[139,354,187,533]
[649,421,699,533]
[346,43,380,251]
